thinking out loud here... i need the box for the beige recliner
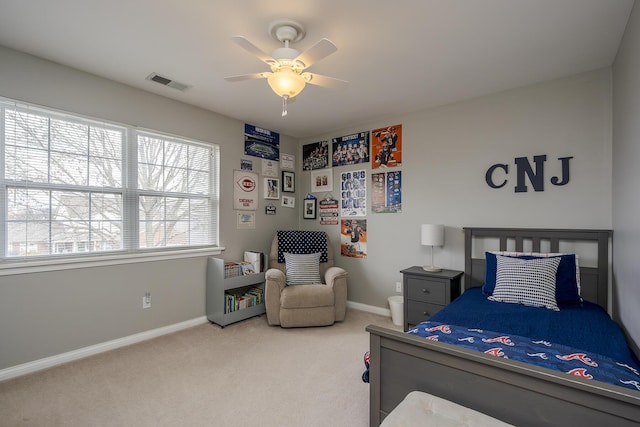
[265,231,348,327]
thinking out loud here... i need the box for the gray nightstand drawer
[407,300,444,325]
[406,278,446,304]
[400,267,463,331]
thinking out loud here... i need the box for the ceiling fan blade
[295,38,337,69]
[224,72,271,82]
[231,36,274,64]
[302,72,348,89]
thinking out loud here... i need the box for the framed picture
[241,159,253,170]
[280,153,295,170]
[282,171,295,193]
[303,198,317,219]
[281,195,295,208]
[264,177,280,199]
[311,169,333,192]
[237,211,255,229]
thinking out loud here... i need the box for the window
[136,132,215,248]
[1,99,219,263]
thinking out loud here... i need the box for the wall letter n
[514,155,546,193]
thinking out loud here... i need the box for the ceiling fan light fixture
[267,67,306,98]
[226,19,346,117]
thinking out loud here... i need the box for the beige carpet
[0,309,400,427]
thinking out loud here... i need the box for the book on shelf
[224,293,234,314]
[240,261,255,275]
[237,295,248,310]
[223,286,264,313]
[246,287,263,305]
[244,251,264,272]
[223,262,240,279]
[223,260,258,278]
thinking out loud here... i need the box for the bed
[366,227,640,426]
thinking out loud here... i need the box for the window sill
[0,247,225,276]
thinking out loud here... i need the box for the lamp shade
[421,224,444,247]
[267,67,306,98]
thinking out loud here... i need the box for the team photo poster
[302,140,330,171]
[332,131,370,167]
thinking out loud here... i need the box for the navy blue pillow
[484,252,581,306]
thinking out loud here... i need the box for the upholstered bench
[380,391,513,427]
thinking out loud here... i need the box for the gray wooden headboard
[463,227,612,310]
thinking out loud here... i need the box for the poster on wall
[372,124,402,169]
[319,198,339,225]
[302,140,330,170]
[340,169,366,217]
[244,123,279,160]
[332,131,370,167]
[371,171,402,213]
[233,170,258,210]
[341,219,367,258]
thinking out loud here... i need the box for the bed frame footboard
[367,325,640,426]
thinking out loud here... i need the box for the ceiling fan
[224,19,348,116]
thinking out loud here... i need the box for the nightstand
[400,267,463,332]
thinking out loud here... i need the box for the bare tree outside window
[137,134,211,248]
[2,102,217,259]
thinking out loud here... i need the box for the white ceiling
[0,0,634,138]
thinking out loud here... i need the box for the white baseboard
[0,316,209,382]
[347,300,391,317]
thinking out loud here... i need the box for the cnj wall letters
[486,155,573,192]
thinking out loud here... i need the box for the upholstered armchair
[265,230,348,327]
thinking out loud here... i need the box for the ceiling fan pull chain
[282,95,288,117]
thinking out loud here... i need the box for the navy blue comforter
[362,287,640,392]
[429,287,637,365]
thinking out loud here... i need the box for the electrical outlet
[143,291,151,309]
[395,282,402,293]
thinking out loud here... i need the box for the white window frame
[0,98,222,275]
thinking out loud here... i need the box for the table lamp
[421,224,444,272]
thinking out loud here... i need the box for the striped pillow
[284,252,322,285]
[489,255,560,311]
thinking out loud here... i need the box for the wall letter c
[486,164,508,189]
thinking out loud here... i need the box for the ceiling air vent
[146,73,190,91]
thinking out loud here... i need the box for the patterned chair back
[269,230,335,279]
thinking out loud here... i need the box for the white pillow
[491,250,581,295]
[284,252,322,285]
[489,255,561,311]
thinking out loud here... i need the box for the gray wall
[0,46,298,370]
[612,2,640,351]
[299,68,613,311]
